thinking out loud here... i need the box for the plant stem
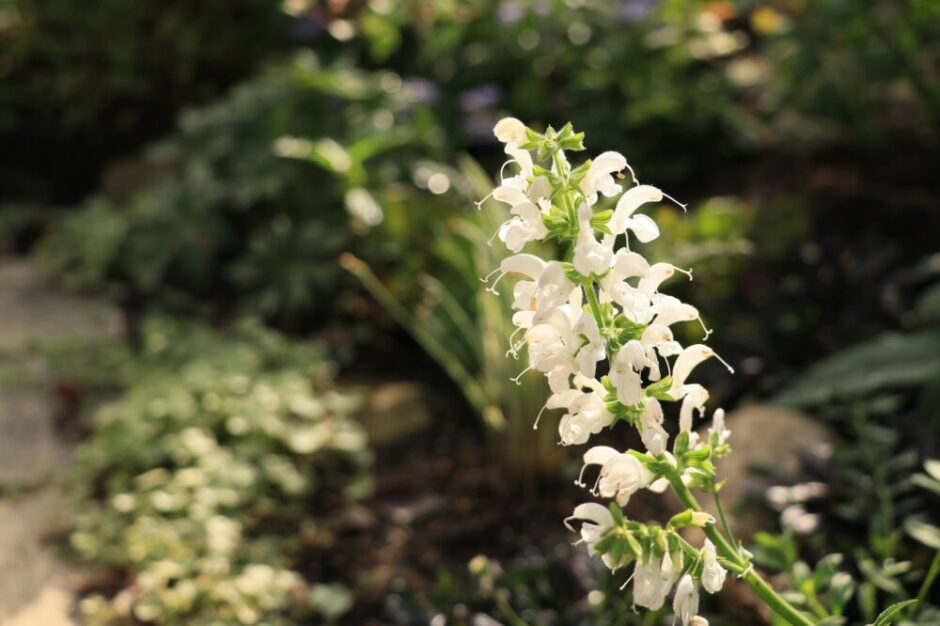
[914,550,940,617]
[582,277,605,329]
[712,489,737,553]
[667,474,816,626]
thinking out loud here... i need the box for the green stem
[914,551,940,617]
[582,277,605,330]
[712,489,737,553]
[668,474,816,626]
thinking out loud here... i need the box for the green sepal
[674,431,690,456]
[609,502,626,527]
[645,377,674,400]
[561,262,583,283]
[683,446,711,463]
[668,509,694,530]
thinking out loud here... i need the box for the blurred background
[0,1,939,624]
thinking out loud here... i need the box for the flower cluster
[484,118,735,625]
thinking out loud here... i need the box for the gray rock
[0,391,66,488]
[0,493,75,621]
[698,404,834,539]
[0,259,121,353]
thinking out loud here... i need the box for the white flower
[673,574,700,626]
[493,117,527,144]
[667,345,719,399]
[579,446,653,506]
[498,253,546,283]
[556,379,612,445]
[608,248,650,281]
[581,151,628,202]
[639,324,682,381]
[679,384,709,433]
[708,408,731,446]
[651,293,705,331]
[639,398,669,455]
[526,307,577,373]
[498,201,548,252]
[573,205,614,277]
[574,311,606,379]
[609,184,663,234]
[701,538,727,593]
[535,261,577,314]
[689,616,710,626]
[605,282,654,325]
[638,262,682,296]
[565,502,624,570]
[609,341,645,406]
[633,552,679,610]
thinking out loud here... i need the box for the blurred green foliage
[776,254,940,431]
[70,317,371,625]
[37,56,443,330]
[404,550,653,626]
[345,156,566,476]
[0,0,289,201]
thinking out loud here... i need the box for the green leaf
[774,331,940,406]
[911,473,940,497]
[869,599,918,626]
[905,518,940,550]
[925,459,940,482]
[916,282,940,323]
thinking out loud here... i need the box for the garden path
[0,257,121,626]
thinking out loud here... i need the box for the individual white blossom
[493,117,527,144]
[564,503,622,570]
[702,538,728,593]
[498,201,548,252]
[581,151,629,202]
[679,384,710,433]
[633,553,678,610]
[578,446,654,506]
[557,380,613,446]
[573,205,614,276]
[639,398,669,455]
[673,574,701,626]
[708,408,731,447]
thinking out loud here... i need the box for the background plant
[70,318,372,626]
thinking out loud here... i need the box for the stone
[0,259,122,352]
[698,404,834,539]
[0,493,75,621]
[0,391,65,488]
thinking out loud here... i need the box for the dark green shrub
[0,0,289,202]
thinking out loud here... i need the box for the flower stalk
[483,117,815,625]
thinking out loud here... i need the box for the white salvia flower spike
[479,119,814,626]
